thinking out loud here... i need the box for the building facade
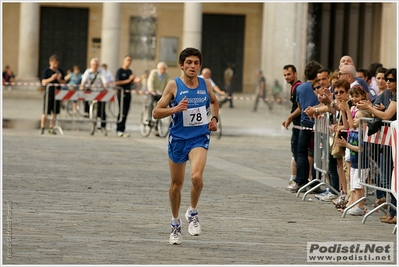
[2,2,397,94]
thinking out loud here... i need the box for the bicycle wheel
[89,101,98,135]
[139,104,152,137]
[66,101,74,116]
[158,116,171,138]
[107,101,118,118]
[76,100,86,117]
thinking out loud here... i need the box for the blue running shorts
[168,134,210,164]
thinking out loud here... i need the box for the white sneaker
[185,208,201,236]
[347,207,364,216]
[315,188,329,200]
[169,219,182,245]
[320,192,339,202]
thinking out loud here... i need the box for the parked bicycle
[139,92,170,138]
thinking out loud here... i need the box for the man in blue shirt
[286,60,322,192]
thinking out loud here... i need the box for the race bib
[183,106,208,127]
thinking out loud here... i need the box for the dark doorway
[307,3,382,71]
[201,14,245,92]
[39,7,89,78]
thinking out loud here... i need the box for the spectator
[115,55,136,137]
[335,109,373,215]
[357,68,397,224]
[2,65,15,85]
[368,62,383,94]
[306,69,341,202]
[338,55,371,100]
[40,54,66,135]
[356,68,377,102]
[147,62,171,136]
[219,62,234,108]
[80,58,109,134]
[101,63,115,87]
[199,68,225,96]
[67,65,82,90]
[273,79,283,104]
[285,60,322,192]
[253,69,272,112]
[281,64,302,186]
[139,69,150,92]
[64,69,72,84]
[67,65,82,114]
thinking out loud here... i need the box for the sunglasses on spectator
[313,86,321,90]
[334,90,346,95]
[386,78,396,83]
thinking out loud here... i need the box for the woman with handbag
[329,79,352,209]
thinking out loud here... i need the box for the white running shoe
[169,219,182,245]
[347,207,364,216]
[185,208,201,236]
[320,192,339,202]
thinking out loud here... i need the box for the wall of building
[2,3,20,74]
[2,2,263,92]
[2,2,396,93]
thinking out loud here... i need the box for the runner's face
[181,56,201,79]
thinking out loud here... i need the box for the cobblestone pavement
[2,129,397,265]
[2,90,397,265]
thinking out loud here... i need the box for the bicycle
[139,92,170,138]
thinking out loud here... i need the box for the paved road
[2,90,397,265]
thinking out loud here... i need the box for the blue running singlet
[169,77,211,140]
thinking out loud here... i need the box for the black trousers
[116,91,131,132]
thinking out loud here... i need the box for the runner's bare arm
[153,80,188,119]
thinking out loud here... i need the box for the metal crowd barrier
[296,113,340,200]
[44,83,124,135]
[341,118,397,232]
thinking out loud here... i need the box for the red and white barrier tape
[363,123,392,146]
[55,90,116,102]
[3,82,289,102]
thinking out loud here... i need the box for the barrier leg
[362,203,388,224]
[296,179,321,198]
[342,196,368,218]
[89,101,98,135]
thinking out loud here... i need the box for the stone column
[261,3,308,95]
[100,3,121,78]
[182,3,202,51]
[16,2,40,87]
[380,2,397,68]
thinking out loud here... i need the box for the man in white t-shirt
[80,58,109,134]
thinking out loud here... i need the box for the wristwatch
[211,116,219,123]
[330,101,334,107]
